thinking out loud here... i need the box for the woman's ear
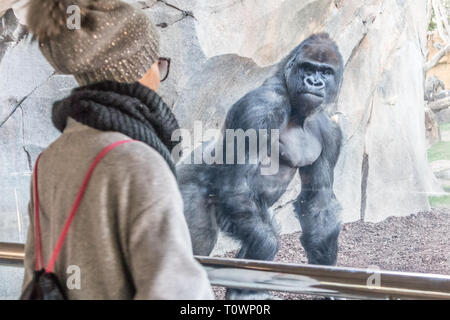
[139,61,160,91]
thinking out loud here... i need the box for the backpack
[20,140,135,300]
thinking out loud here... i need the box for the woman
[22,0,213,300]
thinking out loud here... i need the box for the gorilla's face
[285,41,343,118]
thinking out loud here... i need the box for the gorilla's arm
[294,112,343,265]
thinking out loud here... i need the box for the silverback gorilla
[177,33,344,298]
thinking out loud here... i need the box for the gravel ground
[213,208,450,300]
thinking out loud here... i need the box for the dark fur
[177,33,344,299]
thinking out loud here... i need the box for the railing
[1,242,450,299]
[0,242,24,267]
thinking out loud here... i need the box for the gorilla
[177,33,344,299]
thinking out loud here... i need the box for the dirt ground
[213,208,450,300]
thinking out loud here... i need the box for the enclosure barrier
[1,242,450,300]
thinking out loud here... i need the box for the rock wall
[0,0,442,297]
[149,0,441,223]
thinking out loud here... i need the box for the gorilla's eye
[323,68,334,76]
[303,66,315,75]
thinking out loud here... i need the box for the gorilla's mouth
[296,92,325,111]
[303,92,324,98]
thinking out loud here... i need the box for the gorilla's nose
[305,75,325,90]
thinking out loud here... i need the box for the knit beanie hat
[26,0,160,85]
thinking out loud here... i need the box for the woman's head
[27,0,163,89]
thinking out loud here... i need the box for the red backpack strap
[33,139,136,273]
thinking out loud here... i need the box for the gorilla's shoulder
[237,86,286,108]
[225,75,290,129]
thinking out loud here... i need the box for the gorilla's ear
[287,56,296,69]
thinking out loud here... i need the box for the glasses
[158,57,171,82]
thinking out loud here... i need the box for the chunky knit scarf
[52,81,179,175]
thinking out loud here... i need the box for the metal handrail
[0,242,24,267]
[1,242,450,299]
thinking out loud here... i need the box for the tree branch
[424,43,450,72]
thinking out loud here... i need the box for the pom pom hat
[27,0,160,85]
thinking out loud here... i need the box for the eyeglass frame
[158,57,171,82]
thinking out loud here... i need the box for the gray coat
[22,118,213,300]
